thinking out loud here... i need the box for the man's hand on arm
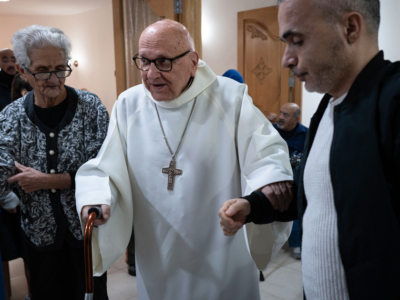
[261,181,293,212]
[81,204,111,226]
[7,162,72,193]
[218,198,251,236]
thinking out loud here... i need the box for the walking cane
[84,207,102,300]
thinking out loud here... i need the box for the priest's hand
[261,181,293,212]
[81,205,111,226]
[218,198,250,236]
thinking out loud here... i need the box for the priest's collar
[143,59,217,108]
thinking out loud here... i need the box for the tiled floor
[8,243,302,300]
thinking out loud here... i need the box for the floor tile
[260,290,286,300]
[6,242,303,299]
[107,270,137,300]
[113,254,128,271]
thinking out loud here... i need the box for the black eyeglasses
[24,66,72,80]
[132,50,192,72]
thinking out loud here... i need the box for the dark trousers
[127,227,135,265]
[288,220,301,248]
[27,241,108,300]
[0,251,5,300]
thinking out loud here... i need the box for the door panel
[238,6,302,121]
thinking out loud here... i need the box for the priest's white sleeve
[237,87,293,190]
[236,86,294,271]
[76,101,133,276]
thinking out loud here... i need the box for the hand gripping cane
[84,207,102,300]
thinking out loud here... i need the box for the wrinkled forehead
[0,50,15,60]
[139,26,189,57]
[281,103,299,114]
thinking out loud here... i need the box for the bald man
[0,49,16,111]
[75,20,293,300]
[274,103,308,163]
[274,103,308,259]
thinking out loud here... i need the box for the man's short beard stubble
[276,119,285,129]
[304,33,351,95]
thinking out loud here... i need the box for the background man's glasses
[133,50,192,72]
[24,66,72,80]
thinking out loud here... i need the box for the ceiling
[0,0,112,16]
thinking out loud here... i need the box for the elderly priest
[76,20,293,300]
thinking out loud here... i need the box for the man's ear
[189,51,199,77]
[342,12,363,44]
[16,64,29,82]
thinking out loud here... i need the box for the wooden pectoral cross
[162,160,182,191]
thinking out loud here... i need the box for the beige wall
[202,0,276,76]
[0,4,117,113]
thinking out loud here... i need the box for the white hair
[11,25,72,68]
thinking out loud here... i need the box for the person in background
[0,49,32,300]
[11,73,32,101]
[0,25,110,300]
[222,69,244,84]
[0,243,5,300]
[0,49,16,111]
[274,103,308,259]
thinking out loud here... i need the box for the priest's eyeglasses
[133,50,192,72]
[23,66,72,81]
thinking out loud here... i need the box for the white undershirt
[302,94,350,299]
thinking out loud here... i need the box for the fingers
[7,174,20,184]
[14,161,27,172]
[262,181,294,212]
[285,181,293,203]
[278,181,291,210]
[94,204,111,226]
[271,183,286,212]
[262,185,279,210]
[220,222,243,236]
[225,201,244,217]
[81,206,90,221]
[218,199,247,236]
[83,204,111,226]
[218,202,235,227]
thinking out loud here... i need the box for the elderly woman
[0,25,109,299]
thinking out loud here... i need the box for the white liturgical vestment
[76,60,293,300]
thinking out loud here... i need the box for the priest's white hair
[11,25,72,68]
[277,0,380,37]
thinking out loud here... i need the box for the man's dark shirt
[245,51,400,299]
[273,122,308,157]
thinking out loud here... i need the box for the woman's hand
[8,162,50,193]
[8,162,72,193]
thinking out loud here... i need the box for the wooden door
[238,6,302,120]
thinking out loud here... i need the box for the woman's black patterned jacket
[0,86,109,251]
